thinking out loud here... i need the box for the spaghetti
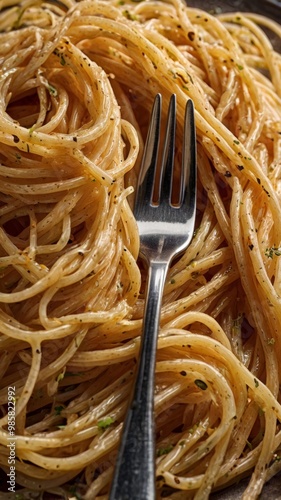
[0,0,281,498]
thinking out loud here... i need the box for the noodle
[0,0,281,498]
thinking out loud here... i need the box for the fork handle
[109,260,168,500]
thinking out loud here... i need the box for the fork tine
[159,93,176,205]
[134,94,161,212]
[181,99,197,209]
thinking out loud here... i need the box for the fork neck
[134,258,169,405]
[139,235,179,265]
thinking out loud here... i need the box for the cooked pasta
[0,0,281,498]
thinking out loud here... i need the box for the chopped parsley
[48,84,58,97]
[68,484,83,499]
[265,247,281,259]
[54,405,64,415]
[157,444,173,456]
[97,416,114,431]
[56,371,65,382]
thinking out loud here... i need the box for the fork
[109,93,197,500]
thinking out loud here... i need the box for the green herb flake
[60,54,66,66]
[56,371,65,382]
[254,378,259,388]
[123,9,137,20]
[69,485,83,500]
[48,84,58,97]
[188,423,199,434]
[54,49,66,66]
[194,379,208,390]
[54,405,64,415]
[29,125,35,136]
[97,416,114,431]
[157,444,173,456]
[265,247,281,259]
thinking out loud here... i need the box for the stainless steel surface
[109,94,197,500]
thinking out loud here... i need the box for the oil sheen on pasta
[0,0,281,498]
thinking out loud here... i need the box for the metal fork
[109,93,197,500]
